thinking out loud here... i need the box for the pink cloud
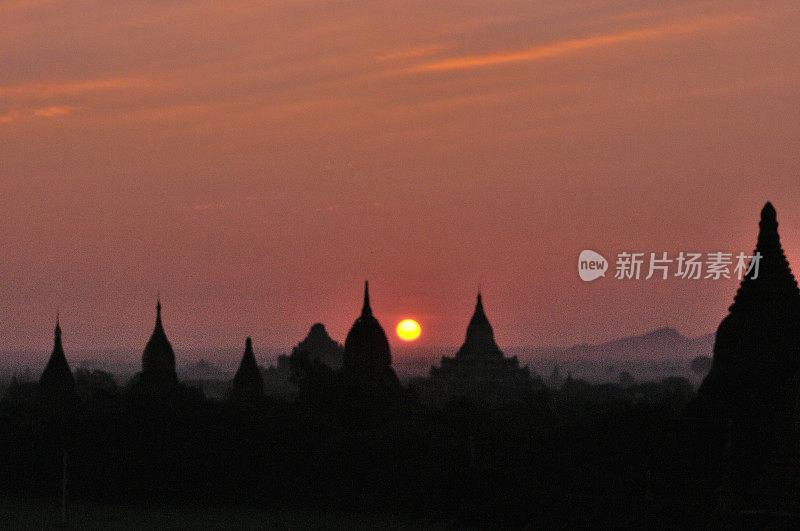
[0,110,21,123]
[33,105,76,117]
[0,77,142,99]
[401,13,749,74]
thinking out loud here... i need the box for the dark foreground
[0,497,452,529]
[0,378,722,529]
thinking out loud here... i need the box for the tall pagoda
[129,298,180,397]
[39,316,77,406]
[341,281,401,401]
[689,202,800,522]
[141,298,177,380]
[692,202,800,426]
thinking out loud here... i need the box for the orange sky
[1,0,799,355]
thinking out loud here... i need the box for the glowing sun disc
[396,319,421,341]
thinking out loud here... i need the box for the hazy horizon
[3,321,717,348]
[0,323,714,373]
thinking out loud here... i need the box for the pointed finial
[362,280,372,316]
[55,311,61,338]
[761,202,777,223]
[470,289,488,326]
[155,294,163,326]
[245,336,253,352]
[757,201,779,244]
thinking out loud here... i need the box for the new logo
[578,250,608,281]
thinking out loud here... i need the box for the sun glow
[396,319,421,341]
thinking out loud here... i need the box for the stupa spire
[463,291,494,348]
[342,281,401,402]
[141,296,176,379]
[39,316,76,404]
[475,291,485,317]
[762,201,777,222]
[362,280,372,317]
[53,315,63,356]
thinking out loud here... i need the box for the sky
[1,0,799,357]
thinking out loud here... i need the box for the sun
[396,319,421,341]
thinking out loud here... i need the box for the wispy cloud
[33,105,76,117]
[0,77,143,99]
[0,105,75,124]
[376,44,450,62]
[401,14,748,74]
[0,110,21,123]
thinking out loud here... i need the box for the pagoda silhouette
[38,316,77,407]
[128,298,182,398]
[293,323,343,370]
[340,281,401,403]
[426,292,532,404]
[257,324,344,398]
[689,202,800,522]
[228,337,265,401]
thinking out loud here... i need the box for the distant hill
[392,328,715,380]
[517,327,714,363]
